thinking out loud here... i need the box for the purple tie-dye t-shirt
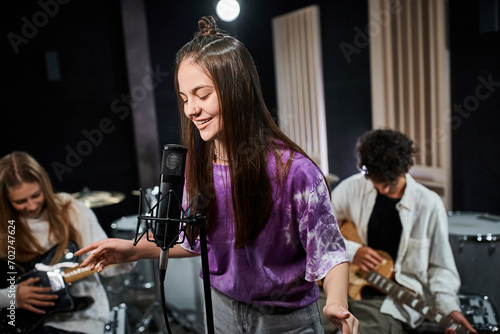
[181,147,347,308]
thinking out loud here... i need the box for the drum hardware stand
[134,188,215,334]
[134,299,164,333]
[104,303,128,334]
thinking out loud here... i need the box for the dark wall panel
[2,0,139,233]
[449,0,500,214]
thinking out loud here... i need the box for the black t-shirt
[367,191,402,262]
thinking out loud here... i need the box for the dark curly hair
[355,129,418,184]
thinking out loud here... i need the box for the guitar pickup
[46,270,65,292]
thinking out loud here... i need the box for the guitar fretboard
[61,265,98,284]
[365,271,471,334]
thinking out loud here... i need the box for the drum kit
[448,211,500,333]
[72,187,204,334]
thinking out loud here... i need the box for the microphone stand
[192,212,214,334]
[134,189,215,334]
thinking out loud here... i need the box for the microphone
[156,144,187,278]
[133,144,214,334]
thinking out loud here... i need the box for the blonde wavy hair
[0,151,82,266]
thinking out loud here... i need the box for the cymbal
[72,188,125,208]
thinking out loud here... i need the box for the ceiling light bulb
[216,0,240,22]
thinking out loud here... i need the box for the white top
[0,193,133,333]
[331,173,461,327]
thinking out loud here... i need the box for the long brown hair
[0,151,82,265]
[174,16,322,248]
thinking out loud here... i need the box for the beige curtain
[272,5,334,181]
[369,0,452,209]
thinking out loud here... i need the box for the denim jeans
[210,288,325,334]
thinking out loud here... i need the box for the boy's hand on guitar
[353,246,383,272]
[445,311,477,333]
[75,238,137,272]
[16,277,58,314]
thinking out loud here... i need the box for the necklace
[214,147,228,161]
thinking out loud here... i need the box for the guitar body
[0,242,95,334]
[347,249,394,301]
[5,270,94,334]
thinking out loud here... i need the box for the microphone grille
[161,144,187,177]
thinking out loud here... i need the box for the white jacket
[331,173,461,327]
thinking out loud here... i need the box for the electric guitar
[0,242,101,334]
[340,221,473,334]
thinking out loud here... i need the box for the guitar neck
[364,271,471,334]
[61,264,100,284]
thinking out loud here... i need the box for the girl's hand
[323,303,360,334]
[75,238,137,272]
[16,277,58,314]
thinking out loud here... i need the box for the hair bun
[196,16,219,37]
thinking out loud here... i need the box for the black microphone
[156,144,187,278]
